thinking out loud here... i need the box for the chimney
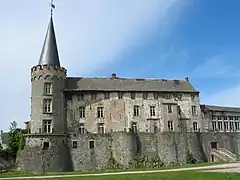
[185,77,189,82]
[111,73,117,79]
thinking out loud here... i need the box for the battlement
[31,65,67,82]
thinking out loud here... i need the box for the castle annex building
[17,15,240,172]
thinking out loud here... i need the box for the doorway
[211,142,218,149]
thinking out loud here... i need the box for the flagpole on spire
[50,0,55,16]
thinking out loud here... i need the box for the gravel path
[0,163,240,180]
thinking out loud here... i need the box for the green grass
[6,171,240,180]
[0,162,226,178]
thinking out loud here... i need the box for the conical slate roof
[38,16,60,67]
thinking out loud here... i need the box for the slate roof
[65,77,197,92]
[201,104,240,113]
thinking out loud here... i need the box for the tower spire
[38,0,60,67]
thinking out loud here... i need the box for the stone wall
[17,132,240,172]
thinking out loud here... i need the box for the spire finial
[50,0,55,16]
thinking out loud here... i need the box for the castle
[16,14,240,172]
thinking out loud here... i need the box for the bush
[186,150,197,164]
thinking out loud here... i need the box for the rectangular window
[218,121,223,130]
[97,107,104,118]
[133,105,140,116]
[78,123,85,134]
[166,94,171,99]
[192,106,196,115]
[168,121,173,131]
[235,116,239,121]
[43,142,50,150]
[154,93,158,99]
[191,94,195,100]
[44,83,52,94]
[91,93,97,100]
[104,92,110,99]
[153,121,158,133]
[230,122,234,130]
[118,92,123,99]
[217,116,222,120]
[43,120,52,133]
[193,122,198,131]
[89,140,95,149]
[212,115,216,120]
[78,93,84,101]
[229,116,233,120]
[143,93,148,99]
[150,106,156,117]
[168,105,172,113]
[223,116,228,120]
[224,122,229,130]
[131,93,136,99]
[212,121,217,131]
[131,122,138,133]
[79,107,85,118]
[43,99,52,113]
[235,122,240,130]
[72,141,78,149]
[97,123,105,134]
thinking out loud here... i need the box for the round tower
[17,14,73,172]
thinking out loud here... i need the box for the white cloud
[202,84,240,107]
[0,0,188,131]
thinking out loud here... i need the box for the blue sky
[0,0,240,131]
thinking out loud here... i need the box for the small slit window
[89,140,95,149]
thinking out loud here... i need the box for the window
[166,94,171,99]
[72,141,78,149]
[133,105,140,116]
[212,115,216,120]
[229,116,233,120]
[178,93,182,100]
[154,93,158,99]
[43,142,49,150]
[235,116,239,121]
[178,106,181,115]
[168,121,173,131]
[192,106,196,115]
[79,107,85,118]
[89,140,95,149]
[212,121,217,131]
[91,93,97,100]
[131,122,138,133]
[224,122,229,130]
[143,93,148,99]
[230,122,234,130]
[223,116,228,120]
[131,93,136,99]
[97,107,104,118]
[168,105,172,113]
[218,121,223,130]
[104,92,110,99]
[78,123,85,134]
[191,94,195,100]
[193,122,198,131]
[97,123,105,133]
[43,99,52,113]
[150,106,156,117]
[44,83,52,94]
[217,116,222,120]
[43,120,52,133]
[235,122,240,130]
[118,92,123,99]
[78,93,84,101]
[154,121,158,133]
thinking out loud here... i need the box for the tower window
[78,123,85,134]
[43,99,52,113]
[79,107,85,118]
[44,83,52,95]
[97,107,104,118]
[97,123,105,134]
[72,141,78,149]
[42,120,52,133]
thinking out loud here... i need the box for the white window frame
[97,123,105,134]
[97,107,104,118]
[150,106,156,117]
[44,83,52,95]
[79,107,85,118]
[133,105,140,116]
[43,120,52,133]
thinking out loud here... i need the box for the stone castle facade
[17,15,240,172]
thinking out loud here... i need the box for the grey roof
[65,77,197,92]
[38,16,60,67]
[201,104,240,113]
[0,132,9,145]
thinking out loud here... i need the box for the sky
[0,0,240,131]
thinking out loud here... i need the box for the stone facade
[16,15,240,172]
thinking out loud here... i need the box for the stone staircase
[211,148,237,162]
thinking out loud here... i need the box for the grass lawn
[0,162,224,178]
[8,171,240,180]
